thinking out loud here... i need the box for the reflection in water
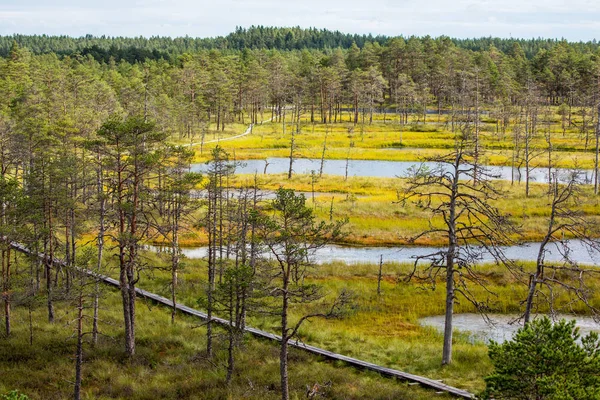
[191,158,594,184]
[145,240,600,344]
[146,239,600,266]
[419,313,600,344]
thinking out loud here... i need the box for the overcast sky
[0,0,598,41]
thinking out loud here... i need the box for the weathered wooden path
[9,241,474,399]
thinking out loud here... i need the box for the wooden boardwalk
[10,241,474,399]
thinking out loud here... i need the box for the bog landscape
[1,27,600,399]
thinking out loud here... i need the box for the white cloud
[0,0,598,41]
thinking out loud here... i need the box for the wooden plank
[9,242,474,399]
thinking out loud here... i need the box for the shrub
[482,317,600,399]
[1,391,29,400]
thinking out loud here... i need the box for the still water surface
[191,157,594,184]
[419,313,600,344]
[147,239,600,266]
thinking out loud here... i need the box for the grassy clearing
[131,249,600,394]
[186,113,600,169]
[168,122,250,146]
[148,173,600,247]
[32,109,594,398]
[0,287,449,400]
[7,226,599,398]
[166,110,600,247]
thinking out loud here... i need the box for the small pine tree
[482,317,600,400]
[1,391,29,400]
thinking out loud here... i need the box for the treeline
[1,29,600,400]
[0,27,386,60]
[1,35,599,191]
[2,33,599,137]
[1,26,600,62]
[0,41,354,400]
[225,26,388,51]
[450,36,600,59]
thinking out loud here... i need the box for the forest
[1,27,600,399]
[2,26,600,60]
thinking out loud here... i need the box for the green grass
[131,248,600,394]
[173,173,600,247]
[5,227,600,398]
[0,287,449,400]
[19,108,594,398]
[184,112,600,170]
[161,109,600,248]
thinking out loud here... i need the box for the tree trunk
[595,103,600,195]
[443,162,459,366]
[206,175,217,358]
[119,248,133,356]
[524,274,537,324]
[171,218,179,324]
[119,221,134,357]
[288,122,295,180]
[525,109,531,197]
[226,283,235,385]
[525,181,556,323]
[319,127,328,177]
[2,249,10,337]
[280,286,290,400]
[46,208,55,323]
[377,254,383,296]
[93,153,105,346]
[442,253,454,365]
[74,280,84,400]
[473,74,480,185]
[354,94,358,125]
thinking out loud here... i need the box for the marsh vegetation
[2,29,600,399]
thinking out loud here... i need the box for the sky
[0,0,599,41]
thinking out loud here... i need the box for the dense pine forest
[2,26,600,59]
[2,26,600,400]
[2,27,600,140]
[3,26,600,118]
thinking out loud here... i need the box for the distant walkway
[183,115,275,148]
[10,241,474,399]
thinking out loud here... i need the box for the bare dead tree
[511,123,524,186]
[521,81,544,197]
[212,182,265,386]
[377,254,383,296]
[595,103,600,195]
[345,141,354,181]
[523,170,600,323]
[319,125,328,178]
[401,135,517,365]
[287,104,299,180]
